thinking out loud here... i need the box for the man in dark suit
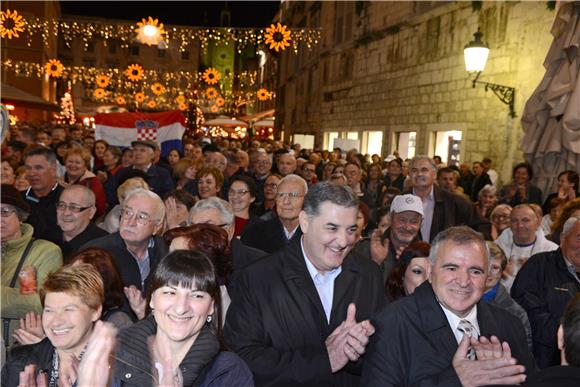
[408,155,491,241]
[241,174,307,253]
[225,182,386,386]
[361,226,535,386]
[189,196,266,271]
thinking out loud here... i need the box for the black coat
[511,248,580,368]
[471,172,492,202]
[361,282,536,386]
[61,222,109,262]
[224,238,386,386]
[230,237,267,271]
[486,366,580,387]
[1,339,54,387]
[83,232,168,293]
[21,184,64,245]
[240,216,302,254]
[428,186,491,242]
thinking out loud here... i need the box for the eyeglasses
[121,207,154,225]
[265,183,278,189]
[0,207,17,218]
[56,202,93,213]
[303,168,315,173]
[276,192,304,201]
[229,189,250,197]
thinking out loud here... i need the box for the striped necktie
[457,319,478,360]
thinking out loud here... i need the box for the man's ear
[298,210,309,234]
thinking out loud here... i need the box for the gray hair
[278,173,308,194]
[490,204,513,219]
[562,216,580,238]
[303,181,358,217]
[190,197,234,226]
[61,184,96,207]
[429,226,491,271]
[410,155,437,171]
[123,188,165,225]
[478,184,496,200]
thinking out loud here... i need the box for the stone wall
[277,1,555,183]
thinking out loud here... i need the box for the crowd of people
[1,120,580,387]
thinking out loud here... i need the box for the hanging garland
[1,11,321,54]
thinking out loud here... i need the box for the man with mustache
[370,194,423,283]
[226,182,386,386]
[408,156,491,242]
[362,226,535,386]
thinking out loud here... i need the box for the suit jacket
[485,366,580,387]
[82,232,168,293]
[224,238,386,386]
[361,282,536,387]
[230,237,267,271]
[429,186,491,241]
[240,216,303,254]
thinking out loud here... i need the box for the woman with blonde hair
[173,157,204,196]
[98,177,150,233]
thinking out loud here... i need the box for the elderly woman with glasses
[1,184,62,348]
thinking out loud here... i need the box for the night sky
[59,1,280,28]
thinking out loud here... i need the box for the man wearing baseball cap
[1,184,62,346]
[370,194,424,282]
[114,140,174,199]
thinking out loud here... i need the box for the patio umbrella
[520,1,580,201]
[253,117,275,128]
[205,115,248,127]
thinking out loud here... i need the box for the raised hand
[370,229,389,265]
[124,285,146,320]
[76,321,118,387]
[472,335,512,360]
[17,364,48,387]
[453,334,526,387]
[13,312,45,345]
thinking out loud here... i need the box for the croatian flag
[94,110,186,157]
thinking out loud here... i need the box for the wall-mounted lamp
[464,28,516,118]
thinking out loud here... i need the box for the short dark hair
[164,189,196,210]
[303,181,358,217]
[148,250,223,344]
[229,174,256,199]
[563,294,580,367]
[386,241,431,302]
[512,162,533,180]
[23,145,57,165]
[437,167,459,180]
[559,170,579,192]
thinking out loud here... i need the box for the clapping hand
[13,312,45,345]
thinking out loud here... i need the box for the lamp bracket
[471,72,516,118]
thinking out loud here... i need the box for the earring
[206,315,213,323]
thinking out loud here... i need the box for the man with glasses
[252,152,272,204]
[56,185,107,261]
[226,182,385,386]
[241,174,307,253]
[22,146,63,244]
[189,197,266,271]
[84,188,167,297]
[302,161,318,186]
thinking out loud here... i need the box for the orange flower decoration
[0,9,25,39]
[116,96,126,105]
[175,95,186,104]
[257,88,270,101]
[205,87,218,99]
[151,82,165,95]
[45,59,64,78]
[125,64,144,82]
[264,23,291,52]
[216,97,225,107]
[210,105,218,113]
[96,75,110,88]
[134,92,146,103]
[147,100,157,109]
[178,102,187,111]
[93,88,106,100]
[202,68,220,85]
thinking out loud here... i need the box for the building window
[181,50,190,60]
[324,132,340,151]
[431,130,462,166]
[395,132,417,160]
[130,45,140,56]
[157,49,166,58]
[362,131,383,156]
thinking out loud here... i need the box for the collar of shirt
[414,186,435,242]
[283,224,300,240]
[127,237,155,287]
[134,163,152,173]
[562,255,580,284]
[24,182,59,203]
[300,236,342,322]
[439,303,479,344]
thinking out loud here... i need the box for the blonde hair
[65,147,92,169]
[41,263,104,310]
[117,177,150,203]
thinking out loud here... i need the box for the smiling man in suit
[225,182,386,386]
[362,226,535,387]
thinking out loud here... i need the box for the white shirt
[414,186,435,242]
[440,304,480,344]
[283,224,300,240]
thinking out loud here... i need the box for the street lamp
[464,28,516,117]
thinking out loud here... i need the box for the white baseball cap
[390,194,424,217]
[384,155,397,163]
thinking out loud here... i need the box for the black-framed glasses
[228,189,250,197]
[276,192,304,200]
[56,202,93,213]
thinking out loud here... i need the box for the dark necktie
[457,319,478,360]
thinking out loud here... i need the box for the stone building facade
[275,1,556,182]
